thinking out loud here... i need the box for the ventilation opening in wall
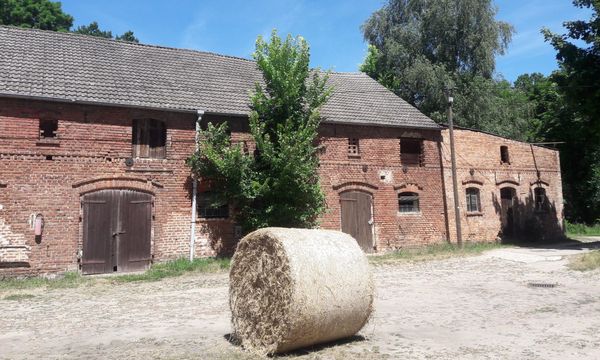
[40,119,58,139]
[45,155,53,161]
[500,145,510,164]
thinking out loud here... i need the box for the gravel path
[1,245,599,359]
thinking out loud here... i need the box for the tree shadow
[223,333,367,358]
[492,186,565,246]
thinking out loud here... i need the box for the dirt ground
[1,242,599,360]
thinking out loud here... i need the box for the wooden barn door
[82,189,152,274]
[340,191,374,252]
[118,190,152,272]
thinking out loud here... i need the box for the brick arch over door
[72,176,163,195]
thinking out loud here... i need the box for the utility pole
[445,86,463,248]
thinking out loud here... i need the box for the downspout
[190,110,205,261]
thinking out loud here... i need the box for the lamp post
[445,86,463,248]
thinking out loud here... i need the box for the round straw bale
[229,227,374,354]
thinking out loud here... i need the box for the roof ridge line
[0,25,257,64]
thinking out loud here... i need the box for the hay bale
[229,227,374,354]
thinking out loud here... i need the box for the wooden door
[340,191,374,252]
[82,189,152,274]
[500,187,516,237]
[118,190,152,272]
[82,190,115,274]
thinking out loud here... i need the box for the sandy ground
[1,242,599,360]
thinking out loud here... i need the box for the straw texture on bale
[229,227,374,354]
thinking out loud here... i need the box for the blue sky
[60,0,592,82]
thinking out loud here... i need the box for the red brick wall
[0,97,565,275]
[0,98,240,276]
[317,124,448,250]
[440,128,564,243]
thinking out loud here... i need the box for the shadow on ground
[224,333,367,358]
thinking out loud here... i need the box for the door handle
[112,231,126,237]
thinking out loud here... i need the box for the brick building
[0,27,564,276]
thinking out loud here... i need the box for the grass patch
[0,271,87,291]
[3,293,35,301]
[111,257,230,283]
[565,220,600,237]
[369,242,505,265]
[569,250,600,271]
[0,257,230,290]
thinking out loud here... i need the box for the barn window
[198,191,229,219]
[534,187,547,212]
[39,119,58,139]
[400,138,423,166]
[348,138,360,156]
[132,119,166,159]
[500,146,510,164]
[398,192,420,213]
[466,188,481,212]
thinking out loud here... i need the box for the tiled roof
[0,26,439,129]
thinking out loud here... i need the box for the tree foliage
[360,0,537,140]
[187,31,332,232]
[1,0,138,42]
[0,0,72,31]
[74,21,138,42]
[538,0,600,223]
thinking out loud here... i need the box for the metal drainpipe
[190,110,204,261]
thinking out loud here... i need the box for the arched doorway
[81,189,152,274]
[340,190,374,252]
[500,187,517,237]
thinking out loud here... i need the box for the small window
[466,188,481,212]
[398,192,420,213]
[198,191,229,219]
[500,146,510,164]
[400,138,423,166]
[132,119,166,159]
[348,138,359,156]
[534,187,547,212]
[39,119,58,139]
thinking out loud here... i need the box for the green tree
[74,21,138,42]
[1,1,139,42]
[116,30,138,43]
[187,31,332,232]
[73,21,112,38]
[540,0,600,223]
[0,0,73,31]
[360,0,530,137]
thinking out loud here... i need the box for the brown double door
[82,189,152,274]
[340,191,374,252]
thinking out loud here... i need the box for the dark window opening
[398,192,420,213]
[198,191,229,219]
[500,187,515,200]
[348,138,359,156]
[466,187,481,212]
[39,119,58,139]
[500,146,510,164]
[534,187,547,212]
[132,119,166,159]
[400,138,423,166]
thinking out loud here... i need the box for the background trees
[362,0,600,224]
[361,0,527,138]
[187,31,331,232]
[0,0,138,41]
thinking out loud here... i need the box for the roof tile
[0,26,438,129]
